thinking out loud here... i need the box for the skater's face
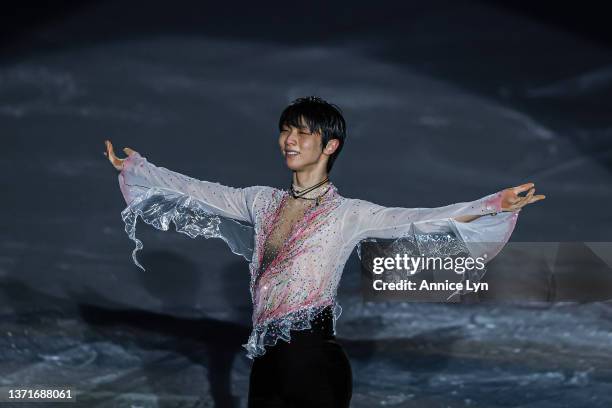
[279,116,328,172]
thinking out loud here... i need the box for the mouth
[284,149,300,157]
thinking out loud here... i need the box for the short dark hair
[278,96,347,173]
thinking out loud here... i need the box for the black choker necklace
[289,177,330,206]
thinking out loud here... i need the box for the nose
[285,128,299,145]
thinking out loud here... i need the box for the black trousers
[248,306,353,408]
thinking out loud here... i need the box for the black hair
[278,96,347,173]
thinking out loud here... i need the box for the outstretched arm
[343,191,502,243]
[105,140,270,269]
[106,140,262,224]
[343,184,545,265]
[342,183,544,244]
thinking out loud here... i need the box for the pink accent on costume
[484,190,504,213]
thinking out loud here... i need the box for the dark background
[1,1,611,407]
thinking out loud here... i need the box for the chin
[283,158,306,171]
[284,162,302,171]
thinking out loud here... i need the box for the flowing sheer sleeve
[344,191,519,262]
[117,152,269,270]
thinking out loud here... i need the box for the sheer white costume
[118,152,519,358]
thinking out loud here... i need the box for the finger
[105,140,124,170]
[523,188,535,203]
[105,141,114,162]
[528,195,546,203]
[517,190,541,209]
[513,183,535,195]
[123,147,136,156]
[517,188,534,204]
[511,190,534,209]
[106,140,116,160]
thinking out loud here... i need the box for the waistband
[274,305,336,347]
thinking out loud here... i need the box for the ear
[323,139,340,155]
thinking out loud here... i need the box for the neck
[292,169,329,190]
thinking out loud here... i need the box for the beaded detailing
[244,182,346,358]
[251,185,342,325]
[243,300,342,358]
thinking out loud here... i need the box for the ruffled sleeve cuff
[453,210,519,264]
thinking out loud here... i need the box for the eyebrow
[281,124,311,132]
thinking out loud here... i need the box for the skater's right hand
[104,140,138,171]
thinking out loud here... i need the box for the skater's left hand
[501,183,545,212]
